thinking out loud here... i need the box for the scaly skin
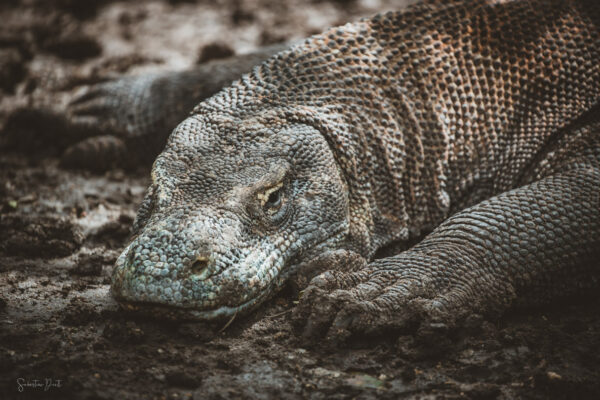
[59,44,289,171]
[110,0,600,339]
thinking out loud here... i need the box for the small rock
[231,6,254,25]
[344,373,385,390]
[197,42,235,64]
[312,367,341,378]
[547,371,562,380]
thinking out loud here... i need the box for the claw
[69,85,105,105]
[70,100,112,117]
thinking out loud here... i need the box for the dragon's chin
[113,283,276,321]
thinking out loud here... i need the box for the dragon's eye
[258,183,284,214]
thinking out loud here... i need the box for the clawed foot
[67,74,169,140]
[3,74,173,171]
[292,252,515,348]
[4,48,281,172]
[57,75,174,170]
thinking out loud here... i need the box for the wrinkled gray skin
[108,0,600,338]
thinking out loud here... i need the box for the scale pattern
[110,0,600,336]
[59,45,289,170]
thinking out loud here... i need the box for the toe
[60,135,128,171]
[309,268,373,291]
[70,99,112,117]
[69,85,103,105]
[293,286,342,340]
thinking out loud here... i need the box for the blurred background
[0,0,411,114]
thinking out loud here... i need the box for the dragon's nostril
[191,256,210,278]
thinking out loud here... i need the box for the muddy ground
[1,0,599,399]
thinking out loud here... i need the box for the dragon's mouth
[112,229,348,321]
[113,282,277,321]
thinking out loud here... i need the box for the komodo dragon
[85,0,600,339]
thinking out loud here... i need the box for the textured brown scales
[106,0,599,336]
[268,0,599,335]
[196,0,599,251]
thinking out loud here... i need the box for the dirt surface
[1,0,600,399]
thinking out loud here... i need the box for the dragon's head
[111,112,350,319]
